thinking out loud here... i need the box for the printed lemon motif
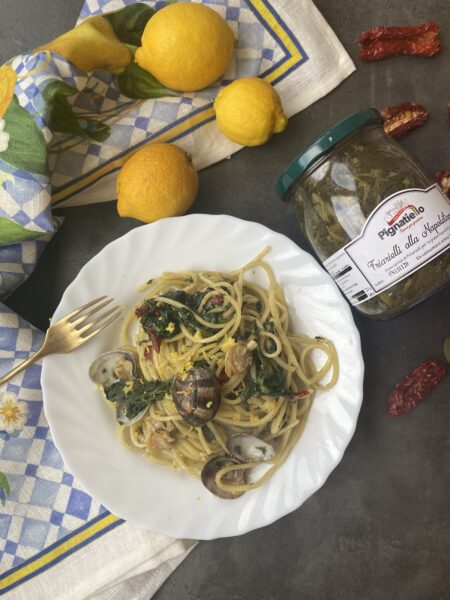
[135,3,235,92]
[0,66,17,118]
[214,77,288,146]
[35,16,131,74]
[116,143,199,223]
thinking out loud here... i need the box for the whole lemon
[214,77,288,146]
[116,143,199,223]
[135,3,235,92]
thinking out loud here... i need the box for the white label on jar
[323,184,450,306]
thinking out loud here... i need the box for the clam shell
[227,433,275,463]
[171,367,220,427]
[201,456,245,499]
[115,401,148,426]
[89,350,137,389]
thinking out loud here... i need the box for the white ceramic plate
[42,214,364,540]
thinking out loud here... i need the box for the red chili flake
[381,103,428,139]
[388,358,447,416]
[210,294,224,306]
[359,21,441,61]
[146,328,161,354]
[143,346,153,360]
[135,303,147,318]
[435,170,450,199]
[217,370,230,384]
[291,390,312,402]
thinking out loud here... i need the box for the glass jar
[276,109,450,319]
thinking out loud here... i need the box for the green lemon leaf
[104,3,155,46]
[1,96,49,176]
[0,217,47,246]
[0,471,10,505]
[43,81,111,142]
[444,337,450,365]
[117,46,173,99]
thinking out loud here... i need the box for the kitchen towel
[0,0,355,241]
[0,304,196,599]
[0,0,355,597]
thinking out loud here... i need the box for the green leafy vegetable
[263,321,277,353]
[104,378,171,421]
[193,359,209,370]
[239,329,288,407]
[136,290,229,350]
[104,3,155,45]
[240,364,286,404]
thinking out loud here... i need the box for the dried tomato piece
[210,294,224,306]
[381,102,428,139]
[217,370,230,384]
[388,358,447,416]
[359,21,441,61]
[435,170,450,199]
[145,328,161,354]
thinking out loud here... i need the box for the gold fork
[0,296,122,386]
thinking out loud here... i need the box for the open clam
[89,350,148,425]
[226,433,275,463]
[201,456,246,499]
[115,401,148,426]
[89,350,137,389]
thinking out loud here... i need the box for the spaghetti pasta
[91,248,339,498]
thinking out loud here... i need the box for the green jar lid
[276,108,383,201]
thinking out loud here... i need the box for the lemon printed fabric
[0,0,354,227]
[0,0,355,596]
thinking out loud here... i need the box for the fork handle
[0,347,46,387]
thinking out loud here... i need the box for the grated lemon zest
[220,337,236,352]
[193,330,203,341]
[123,380,134,394]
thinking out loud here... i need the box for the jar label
[323,185,450,306]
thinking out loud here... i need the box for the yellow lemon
[135,3,235,92]
[116,143,199,223]
[0,66,17,118]
[214,77,288,146]
[35,16,131,74]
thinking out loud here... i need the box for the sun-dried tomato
[381,102,428,139]
[388,358,447,416]
[435,170,450,199]
[145,328,161,354]
[210,294,224,306]
[217,370,230,384]
[359,21,441,61]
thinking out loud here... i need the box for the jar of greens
[276,108,450,319]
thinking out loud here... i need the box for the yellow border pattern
[0,513,122,593]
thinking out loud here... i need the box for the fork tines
[66,296,122,339]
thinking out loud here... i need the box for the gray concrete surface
[1,1,450,599]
